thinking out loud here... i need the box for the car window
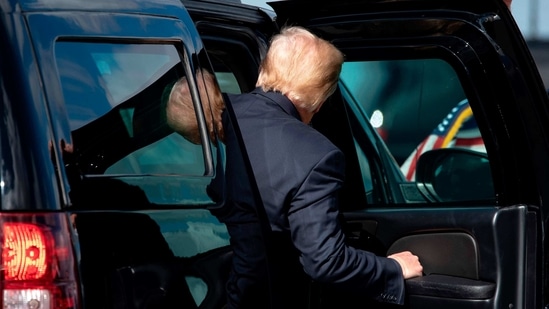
[56,42,220,205]
[58,43,180,131]
[340,58,493,203]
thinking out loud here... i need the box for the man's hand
[388,251,423,279]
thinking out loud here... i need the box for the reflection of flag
[400,99,485,181]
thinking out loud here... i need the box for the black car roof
[268,0,511,25]
[1,0,184,14]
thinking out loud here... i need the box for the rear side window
[56,42,220,206]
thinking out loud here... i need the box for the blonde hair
[256,26,344,111]
[166,69,225,144]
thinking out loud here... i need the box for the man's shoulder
[287,124,342,157]
[225,91,265,113]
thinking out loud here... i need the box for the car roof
[1,0,184,14]
[268,0,510,24]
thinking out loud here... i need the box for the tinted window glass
[340,59,493,203]
[57,43,180,131]
[56,42,218,205]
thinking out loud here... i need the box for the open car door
[266,0,549,308]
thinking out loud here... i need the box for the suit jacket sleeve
[287,149,406,305]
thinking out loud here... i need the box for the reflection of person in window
[165,69,225,145]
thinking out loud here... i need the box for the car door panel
[318,67,531,308]
[339,205,527,308]
[314,82,529,309]
[344,219,482,280]
[388,232,479,279]
[72,208,234,308]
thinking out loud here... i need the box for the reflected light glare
[370,110,384,128]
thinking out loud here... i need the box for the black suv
[1,0,549,308]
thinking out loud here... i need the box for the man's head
[256,26,344,123]
[166,69,225,144]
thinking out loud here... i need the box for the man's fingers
[388,251,424,279]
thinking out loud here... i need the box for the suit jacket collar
[251,88,301,122]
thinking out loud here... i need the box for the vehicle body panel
[0,7,61,210]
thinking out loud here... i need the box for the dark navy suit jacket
[219,88,405,308]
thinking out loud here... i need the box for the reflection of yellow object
[441,105,473,148]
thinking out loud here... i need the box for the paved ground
[528,40,549,90]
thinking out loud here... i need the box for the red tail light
[4,223,50,281]
[1,213,80,309]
